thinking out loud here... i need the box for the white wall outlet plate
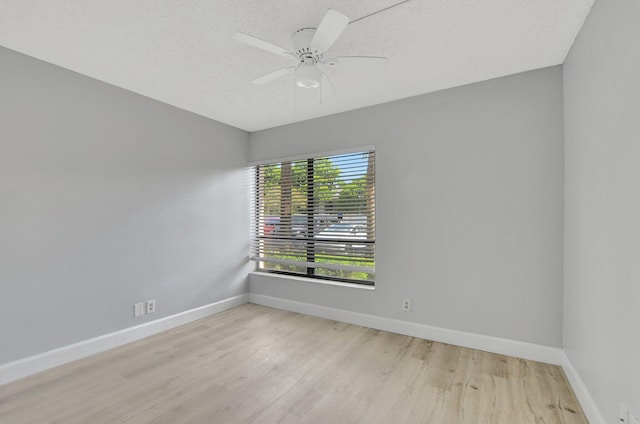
[134,302,144,317]
[402,298,411,311]
[146,299,156,314]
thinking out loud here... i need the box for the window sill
[250,271,375,291]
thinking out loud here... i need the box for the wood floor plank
[0,304,588,424]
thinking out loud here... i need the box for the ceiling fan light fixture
[296,63,322,88]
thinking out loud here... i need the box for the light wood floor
[0,304,587,424]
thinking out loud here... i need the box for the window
[251,150,375,285]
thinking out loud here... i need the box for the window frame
[250,147,376,286]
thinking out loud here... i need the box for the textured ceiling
[0,0,593,132]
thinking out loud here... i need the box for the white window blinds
[251,150,375,284]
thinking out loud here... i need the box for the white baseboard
[561,352,606,424]
[250,294,607,421]
[248,293,564,365]
[2,291,606,424]
[0,294,249,386]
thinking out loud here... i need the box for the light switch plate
[134,302,144,317]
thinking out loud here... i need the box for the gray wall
[0,47,251,364]
[250,67,565,347]
[563,0,640,421]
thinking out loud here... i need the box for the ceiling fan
[233,9,388,91]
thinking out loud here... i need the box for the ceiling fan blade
[233,32,293,57]
[320,72,336,102]
[317,62,332,75]
[252,67,296,85]
[317,67,336,104]
[326,56,389,67]
[310,9,350,52]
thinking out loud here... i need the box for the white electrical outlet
[402,298,411,311]
[146,299,156,314]
[134,302,144,317]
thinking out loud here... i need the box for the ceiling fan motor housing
[292,28,322,63]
